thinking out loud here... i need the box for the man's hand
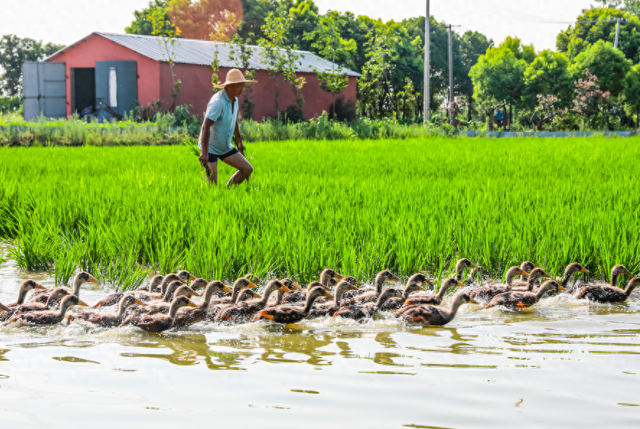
[199,151,209,166]
[237,138,246,155]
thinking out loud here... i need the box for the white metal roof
[47,32,360,77]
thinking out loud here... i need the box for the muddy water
[1,261,640,428]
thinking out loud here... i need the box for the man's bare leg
[206,161,218,185]
[222,152,253,187]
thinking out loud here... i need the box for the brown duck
[3,295,87,326]
[215,280,291,323]
[29,272,98,304]
[469,266,530,302]
[253,286,332,324]
[333,288,403,320]
[575,277,640,303]
[340,270,401,306]
[68,295,146,327]
[395,291,477,327]
[172,281,234,328]
[123,296,197,333]
[485,280,565,310]
[404,278,464,306]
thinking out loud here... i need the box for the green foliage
[623,64,640,122]
[1,138,639,286]
[126,0,177,36]
[259,10,306,114]
[571,40,632,97]
[523,50,574,109]
[228,34,257,119]
[470,44,527,114]
[0,96,21,114]
[498,36,536,63]
[167,0,243,42]
[149,5,182,106]
[0,35,64,96]
[557,8,640,63]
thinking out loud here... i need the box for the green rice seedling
[0,137,639,286]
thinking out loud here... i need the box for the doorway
[71,68,95,116]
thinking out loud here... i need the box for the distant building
[25,32,359,121]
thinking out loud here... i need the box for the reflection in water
[1,260,640,427]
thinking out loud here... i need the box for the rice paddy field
[1,137,640,428]
[1,137,639,286]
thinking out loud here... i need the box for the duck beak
[133,298,146,305]
[34,283,46,290]
[77,300,89,307]
[0,303,11,312]
[281,285,291,292]
[187,300,198,308]
[521,271,531,276]
[291,282,302,291]
[355,281,363,286]
[189,290,202,297]
[470,263,479,268]
[456,281,465,287]
[253,292,262,299]
[333,273,344,280]
[222,285,233,294]
[88,275,100,284]
[324,291,334,299]
[558,285,567,291]
[469,297,479,304]
[580,267,590,274]
[247,281,258,289]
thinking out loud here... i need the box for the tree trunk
[467,95,473,122]
[509,104,513,130]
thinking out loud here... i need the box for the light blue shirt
[200,89,238,155]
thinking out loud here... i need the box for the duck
[1,288,89,322]
[215,280,291,323]
[469,266,530,302]
[206,286,261,321]
[29,272,98,304]
[283,270,345,304]
[119,283,201,324]
[575,277,640,303]
[403,278,464,306]
[172,281,234,328]
[395,291,477,327]
[510,267,553,292]
[454,258,480,281]
[510,261,536,288]
[209,277,258,306]
[253,286,333,324]
[7,280,47,307]
[556,262,589,293]
[123,296,197,333]
[308,279,359,317]
[3,295,87,326]
[135,275,164,293]
[333,288,403,320]
[378,274,431,311]
[340,270,401,306]
[568,264,632,295]
[67,295,146,327]
[485,280,565,310]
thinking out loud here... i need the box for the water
[1,259,640,428]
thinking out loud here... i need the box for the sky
[2,0,596,51]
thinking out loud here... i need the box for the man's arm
[199,117,214,165]
[234,120,245,154]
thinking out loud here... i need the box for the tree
[623,63,640,124]
[570,40,632,98]
[283,0,319,51]
[557,8,640,63]
[228,34,257,118]
[166,0,243,42]
[304,11,357,117]
[523,50,573,109]
[126,0,177,36]
[498,36,536,63]
[594,0,640,16]
[259,10,306,116]
[0,35,64,96]
[149,7,182,107]
[237,0,279,41]
[459,31,493,120]
[470,45,527,127]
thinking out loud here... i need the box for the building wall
[49,33,358,121]
[160,63,358,121]
[47,34,160,117]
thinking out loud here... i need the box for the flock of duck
[1,259,638,333]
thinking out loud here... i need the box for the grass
[0,137,639,290]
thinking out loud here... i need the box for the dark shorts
[208,148,238,163]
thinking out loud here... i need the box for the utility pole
[614,18,621,49]
[424,0,430,125]
[448,24,454,125]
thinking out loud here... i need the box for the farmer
[198,69,257,187]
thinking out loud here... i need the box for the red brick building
[43,32,359,121]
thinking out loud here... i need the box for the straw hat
[214,69,258,88]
